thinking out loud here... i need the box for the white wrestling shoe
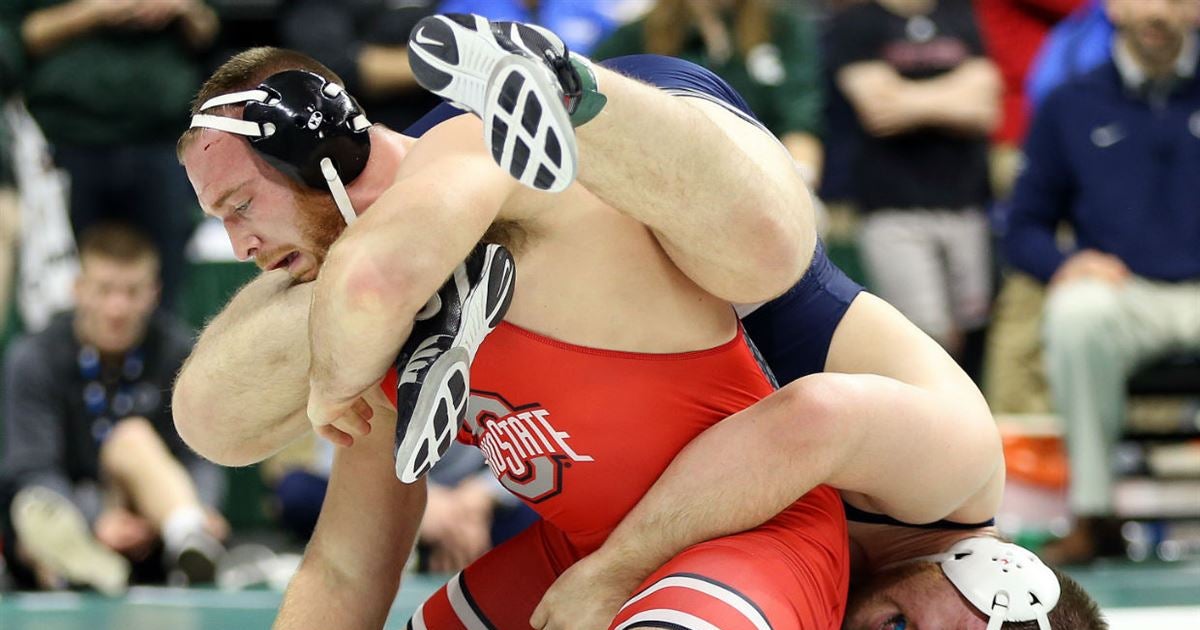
[393,243,515,484]
[408,14,606,193]
[11,486,129,596]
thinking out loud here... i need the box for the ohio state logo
[464,392,593,502]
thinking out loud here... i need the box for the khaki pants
[1043,277,1200,516]
[984,273,1051,415]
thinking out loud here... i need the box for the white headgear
[907,537,1060,630]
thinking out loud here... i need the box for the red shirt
[974,0,1085,143]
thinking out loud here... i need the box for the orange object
[1003,433,1070,489]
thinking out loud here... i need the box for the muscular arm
[581,293,1003,592]
[173,271,313,466]
[838,59,1001,137]
[275,400,425,630]
[308,119,518,415]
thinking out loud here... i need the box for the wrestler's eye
[882,615,907,630]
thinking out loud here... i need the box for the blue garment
[1005,61,1200,283]
[434,0,637,55]
[403,54,864,384]
[1025,0,1113,109]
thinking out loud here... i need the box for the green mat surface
[2,562,1199,630]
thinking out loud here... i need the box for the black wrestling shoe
[393,243,516,484]
[407,13,605,193]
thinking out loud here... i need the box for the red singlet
[385,322,848,630]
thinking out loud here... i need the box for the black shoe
[408,13,581,192]
[169,530,223,586]
[393,243,515,483]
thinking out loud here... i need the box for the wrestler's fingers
[316,424,354,447]
[351,397,374,422]
[333,413,371,437]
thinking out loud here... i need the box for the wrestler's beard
[295,186,348,265]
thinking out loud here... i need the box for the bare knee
[100,417,170,476]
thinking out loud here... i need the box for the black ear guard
[190,70,372,224]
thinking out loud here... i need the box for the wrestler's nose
[227,223,262,262]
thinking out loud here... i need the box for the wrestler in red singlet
[384,322,848,630]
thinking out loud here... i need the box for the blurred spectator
[829,0,1000,361]
[1026,0,1113,108]
[438,0,649,55]
[0,223,227,593]
[593,0,825,185]
[0,18,17,334]
[0,0,220,311]
[975,0,1085,155]
[278,0,441,132]
[974,0,1084,417]
[263,435,536,574]
[1005,0,1200,564]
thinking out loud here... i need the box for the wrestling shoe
[393,243,516,484]
[11,486,130,596]
[407,13,607,193]
[168,530,224,586]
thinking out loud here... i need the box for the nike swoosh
[414,27,443,47]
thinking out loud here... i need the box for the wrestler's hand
[306,387,375,447]
[531,550,643,630]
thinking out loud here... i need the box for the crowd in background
[0,0,1196,594]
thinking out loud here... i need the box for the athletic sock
[162,505,207,556]
[568,55,606,127]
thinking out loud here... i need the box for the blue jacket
[1005,60,1200,283]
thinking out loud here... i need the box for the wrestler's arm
[275,402,425,630]
[173,271,313,465]
[307,118,520,426]
[539,294,1003,612]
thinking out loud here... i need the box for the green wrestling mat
[2,562,1199,630]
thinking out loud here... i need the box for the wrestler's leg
[409,518,566,629]
[409,18,813,301]
[569,67,815,302]
[612,486,849,630]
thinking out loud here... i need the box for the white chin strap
[190,88,370,226]
[900,537,1060,630]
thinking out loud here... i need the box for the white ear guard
[928,537,1061,630]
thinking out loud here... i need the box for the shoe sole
[395,245,516,483]
[409,15,577,193]
[11,487,129,596]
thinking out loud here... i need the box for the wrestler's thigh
[611,487,849,630]
[407,519,562,630]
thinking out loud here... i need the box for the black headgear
[189,70,372,223]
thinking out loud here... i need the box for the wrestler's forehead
[184,132,258,209]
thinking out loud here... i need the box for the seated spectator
[829,0,1001,365]
[0,223,227,594]
[264,434,537,573]
[6,0,219,310]
[592,0,825,186]
[1005,0,1200,564]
